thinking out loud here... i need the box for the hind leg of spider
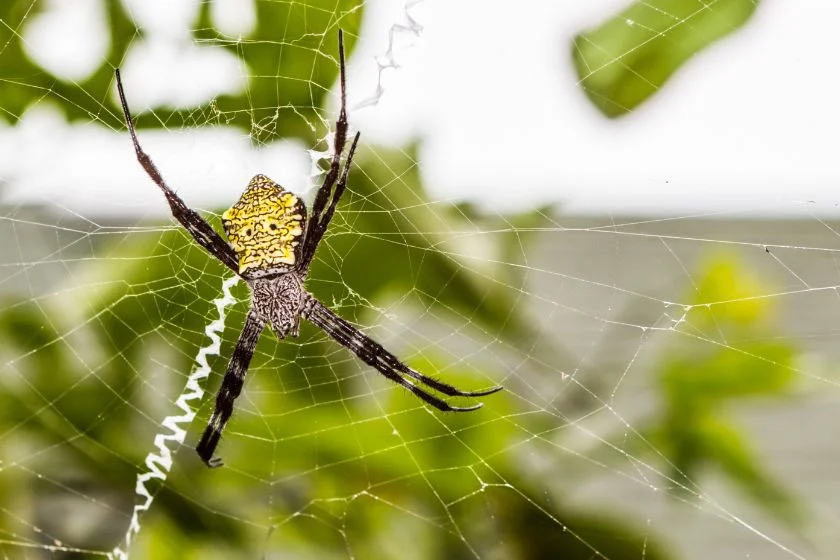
[196,311,265,467]
[303,295,503,411]
[399,366,504,398]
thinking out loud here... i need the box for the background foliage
[0,0,810,558]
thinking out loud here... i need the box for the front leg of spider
[114,69,240,274]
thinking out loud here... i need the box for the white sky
[2,0,840,217]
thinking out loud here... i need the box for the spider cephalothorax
[115,30,502,468]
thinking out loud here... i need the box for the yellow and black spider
[115,31,502,468]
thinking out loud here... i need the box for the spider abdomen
[222,174,307,277]
[250,274,304,338]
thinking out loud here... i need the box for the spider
[115,31,503,467]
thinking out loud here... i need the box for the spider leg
[297,30,359,275]
[310,131,360,245]
[309,29,349,222]
[196,310,265,467]
[114,69,240,275]
[302,294,503,411]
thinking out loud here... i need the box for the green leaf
[0,0,362,147]
[637,251,805,529]
[707,420,805,528]
[464,488,673,560]
[191,0,361,143]
[572,0,760,117]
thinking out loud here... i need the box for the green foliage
[572,0,760,117]
[639,253,806,527]
[0,2,806,557]
[191,1,361,143]
[482,491,672,560]
[0,149,676,557]
[0,0,360,146]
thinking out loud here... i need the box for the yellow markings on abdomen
[222,174,307,275]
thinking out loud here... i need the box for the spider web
[1,1,840,559]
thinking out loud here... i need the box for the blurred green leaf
[0,0,48,121]
[572,0,759,117]
[191,0,361,143]
[463,488,673,560]
[640,252,805,528]
[0,0,361,146]
[1,0,136,123]
[707,420,803,527]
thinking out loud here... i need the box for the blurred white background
[2,0,839,216]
